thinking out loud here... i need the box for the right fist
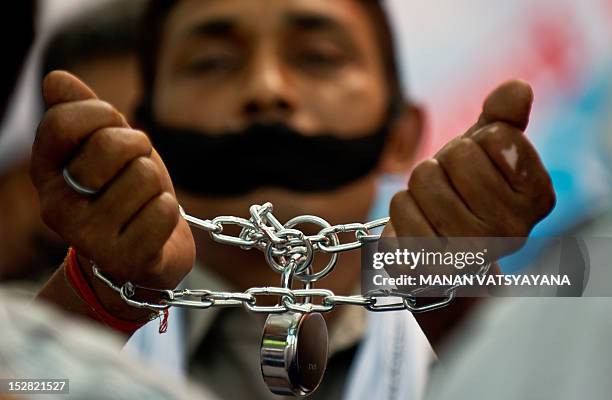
[31,71,195,291]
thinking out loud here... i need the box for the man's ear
[378,103,424,174]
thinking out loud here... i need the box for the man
[31,0,555,398]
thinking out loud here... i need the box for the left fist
[388,80,555,251]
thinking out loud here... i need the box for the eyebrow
[182,12,350,41]
[285,12,347,34]
[186,17,238,38]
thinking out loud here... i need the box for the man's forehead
[164,0,374,41]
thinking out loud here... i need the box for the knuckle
[450,138,477,159]
[389,190,408,218]
[121,130,154,160]
[131,130,153,153]
[131,157,163,193]
[89,128,116,152]
[437,138,476,167]
[97,128,151,155]
[389,191,422,231]
[409,159,438,190]
[95,100,124,125]
[155,193,179,226]
[433,136,460,158]
[109,129,154,161]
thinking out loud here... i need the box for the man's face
[155,0,388,137]
[152,0,412,272]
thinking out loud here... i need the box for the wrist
[64,248,157,334]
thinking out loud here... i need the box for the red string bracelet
[64,247,168,335]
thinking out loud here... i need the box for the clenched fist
[32,71,195,295]
[383,80,555,351]
[387,80,555,246]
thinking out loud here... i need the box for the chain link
[94,203,492,315]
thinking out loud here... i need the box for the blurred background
[0,0,611,286]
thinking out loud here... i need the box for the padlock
[260,255,329,396]
[260,311,328,396]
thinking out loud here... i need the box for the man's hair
[138,0,404,109]
[42,0,147,76]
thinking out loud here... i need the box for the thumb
[464,79,534,137]
[32,70,129,183]
[42,70,98,108]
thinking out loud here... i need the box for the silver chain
[92,202,491,316]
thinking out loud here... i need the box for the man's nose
[241,51,295,122]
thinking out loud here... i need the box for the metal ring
[62,167,98,196]
[265,229,313,274]
[284,215,339,282]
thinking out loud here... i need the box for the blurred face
[152,0,418,279]
[72,54,141,123]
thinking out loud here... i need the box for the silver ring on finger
[62,167,99,196]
